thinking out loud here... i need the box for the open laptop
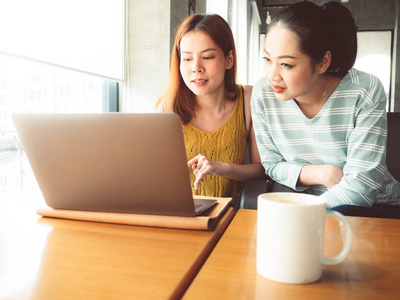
[12,113,217,217]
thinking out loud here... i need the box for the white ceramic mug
[257,192,353,284]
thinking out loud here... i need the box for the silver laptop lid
[13,113,197,217]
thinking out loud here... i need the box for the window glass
[206,0,228,20]
[0,0,125,80]
[354,31,392,110]
[0,55,117,192]
[0,0,125,193]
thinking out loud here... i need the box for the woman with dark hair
[251,1,400,216]
[157,14,265,203]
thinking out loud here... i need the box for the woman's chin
[274,93,292,102]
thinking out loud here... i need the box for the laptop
[12,113,217,217]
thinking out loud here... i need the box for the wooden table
[0,189,235,300]
[184,209,400,299]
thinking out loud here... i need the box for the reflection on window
[354,31,392,110]
[0,55,116,192]
[206,0,228,20]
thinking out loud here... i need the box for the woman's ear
[225,50,234,70]
[318,51,331,74]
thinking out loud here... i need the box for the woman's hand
[187,154,226,190]
[299,164,344,190]
[319,165,344,190]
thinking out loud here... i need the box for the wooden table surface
[0,189,235,300]
[184,209,400,300]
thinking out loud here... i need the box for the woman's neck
[194,88,227,114]
[295,74,341,118]
[191,90,236,132]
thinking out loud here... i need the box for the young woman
[156,14,265,204]
[251,1,400,216]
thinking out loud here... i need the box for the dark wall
[258,0,397,32]
[257,0,400,111]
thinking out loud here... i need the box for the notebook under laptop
[12,113,217,217]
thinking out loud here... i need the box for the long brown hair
[157,14,237,124]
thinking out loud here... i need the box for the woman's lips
[192,79,208,86]
[272,85,285,93]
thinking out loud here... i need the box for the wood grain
[0,191,234,300]
[184,209,400,300]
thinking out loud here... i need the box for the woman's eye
[203,56,215,60]
[281,63,293,68]
[262,56,270,62]
[182,58,192,62]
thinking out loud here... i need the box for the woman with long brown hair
[156,14,265,204]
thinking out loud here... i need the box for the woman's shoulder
[251,77,275,107]
[241,85,253,103]
[253,77,269,91]
[241,84,253,94]
[234,84,253,106]
[342,68,385,94]
[337,68,387,110]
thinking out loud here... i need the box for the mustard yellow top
[183,85,247,200]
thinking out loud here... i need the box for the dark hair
[269,1,358,76]
[156,14,237,124]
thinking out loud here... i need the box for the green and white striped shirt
[251,68,400,208]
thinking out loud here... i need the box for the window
[0,0,125,192]
[0,0,125,81]
[0,55,119,192]
[354,31,392,111]
[206,0,228,20]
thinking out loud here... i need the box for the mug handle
[322,210,353,266]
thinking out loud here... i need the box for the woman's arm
[319,100,388,207]
[301,75,389,207]
[251,79,305,190]
[243,84,265,167]
[299,164,344,190]
[188,124,267,190]
[188,151,266,190]
[243,85,253,138]
[188,85,266,189]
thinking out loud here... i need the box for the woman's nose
[192,59,203,73]
[266,64,281,82]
